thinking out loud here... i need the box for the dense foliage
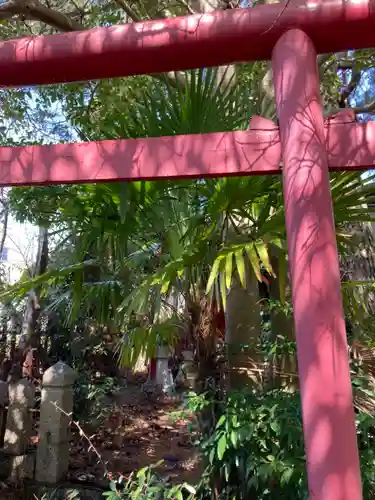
[2,1,375,499]
[103,383,375,499]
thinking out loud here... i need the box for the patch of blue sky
[343,53,375,180]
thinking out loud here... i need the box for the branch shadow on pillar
[272,29,362,499]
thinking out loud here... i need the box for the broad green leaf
[209,447,215,464]
[235,249,246,287]
[231,430,238,447]
[270,420,280,433]
[182,483,196,494]
[245,244,262,281]
[225,464,229,481]
[217,415,226,428]
[217,434,227,460]
[220,271,227,310]
[206,257,221,293]
[225,252,233,289]
[160,275,170,294]
[255,241,274,276]
[281,467,294,485]
[214,279,221,311]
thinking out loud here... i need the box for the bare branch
[325,99,375,117]
[53,402,107,473]
[352,99,375,115]
[318,53,334,66]
[114,0,142,22]
[0,205,9,258]
[0,0,84,31]
[174,0,197,15]
[338,58,362,106]
[341,69,361,101]
[153,70,187,89]
[337,59,356,70]
[0,0,186,89]
[260,0,291,36]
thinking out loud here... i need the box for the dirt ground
[68,376,202,488]
[0,375,201,499]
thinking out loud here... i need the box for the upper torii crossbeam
[2,1,375,499]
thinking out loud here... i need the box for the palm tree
[5,68,375,395]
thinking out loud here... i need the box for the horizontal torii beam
[0,115,374,186]
[0,0,375,87]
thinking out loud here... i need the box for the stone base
[7,453,35,483]
[36,441,69,484]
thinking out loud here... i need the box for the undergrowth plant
[103,462,197,500]
[102,383,375,499]
[101,332,375,499]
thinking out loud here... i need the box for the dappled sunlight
[272,28,362,498]
[1,117,375,185]
[0,130,281,186]
[93,384,200,481]
[0,1,374,86]
[327,118,375,170]
[0,1,373,498]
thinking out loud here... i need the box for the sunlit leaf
[255,241,274,276]
[225,252,233,290]
[206,257,222,293]
[245,244,262,281]
[235,249,246,288]
[217,434,227,460]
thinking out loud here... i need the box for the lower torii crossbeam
[0,112,373,185]
[3,0,375,498]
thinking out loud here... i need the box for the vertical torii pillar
[272,30,362,499]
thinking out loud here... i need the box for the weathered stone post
[143,346,174,395]
[0,380,8,446]
[35,362,76,483]
[155,346,174,394]
[4,378,35,481]
[181,350,196,390]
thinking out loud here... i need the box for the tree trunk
[341,221,375,326]
[191,0,236,88]
[21,226,48,346]
[19,226,49,379]
[267,253,297,389]
[225,264,261,390]
[192,0,260,392]
[0,189,9,259]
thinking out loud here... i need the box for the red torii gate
[2,1,375,498]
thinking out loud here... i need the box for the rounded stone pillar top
[156,346,172,359]
[43,361,76,387]
[181,350,194,361]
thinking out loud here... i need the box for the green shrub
[109,385,375,499]
[73,374,119,424]
[103,462,198,499]
[198,389,307,499]
[197,386,375,498]
[101,332,375,499]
